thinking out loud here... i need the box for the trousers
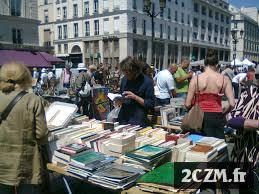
[0,184,40,194]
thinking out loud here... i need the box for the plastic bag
[107,106,121,122]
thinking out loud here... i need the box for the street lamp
[144,0,166,65]
[231,28,244,68]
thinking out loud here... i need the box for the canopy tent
[190,59,204,66]
[0,50,64,68]
[231,59,243,66]
[242,58,255,67]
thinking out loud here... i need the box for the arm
[175,74,191,83]
[185,76,196,109]
[223,76,235,115]
[34,97,48,144]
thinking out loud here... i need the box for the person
[60,62,72,88]
[117,57,155,127]
[142,63,153,79]
[93,66,104,85]
[221,65,235,81]
[174,57,193,98]
[245,66,256,86]
[185,49,235,138]
[32,68,39,79]
[0,62,48,194]
[153,64,178,106]
[232,71,247,99]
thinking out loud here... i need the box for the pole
[151,2,155,65]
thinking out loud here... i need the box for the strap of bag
[219,75,225,94]
[0,91,27,125]
[194,75,200,104]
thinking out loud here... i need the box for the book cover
[71,150,105,166]
[62,143,90,154]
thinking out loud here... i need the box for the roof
[0,50,63,68]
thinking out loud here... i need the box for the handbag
[0,91,27,125]
[181,76,204,132]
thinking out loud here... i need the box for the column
[177,45,182,64]
[119,38,130,62]
[109,40,114,66]
[198,47,201,60]
[189,46,193,60]
[146,39,152,65]
[82,42,86,64]
[98,40,104,63]
[163,42,168,68]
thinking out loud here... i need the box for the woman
[118,57,155,127]
[0,62,48,194]
[185,49,235,138]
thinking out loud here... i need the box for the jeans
[232,82,239,99]
[176,93,187,99]
[156,98,171,106]
[0,184,40,194]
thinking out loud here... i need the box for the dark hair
[204,49,219,66]
[120,56,143,75]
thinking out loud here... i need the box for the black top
[118,74,155,127]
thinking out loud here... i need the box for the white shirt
[154,69,175,99]
[232,73,247,83]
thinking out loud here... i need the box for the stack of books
[52,143,90,165]
[122,145,172,170]
[89,163,144,190]
[67,150,116,179]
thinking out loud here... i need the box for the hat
[77,63,87,70]
[41,68,46,73]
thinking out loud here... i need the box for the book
[61,143,90,154]
[126,145,171,161]
[191,144,213,153]
[71,150,106,166]
[110,132,136,145]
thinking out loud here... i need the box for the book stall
[45,101,229,194]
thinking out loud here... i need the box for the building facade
[38,0,231,69]
[230,7,259,62]
[0,0,42,50]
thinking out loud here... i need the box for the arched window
[71,45,81,53]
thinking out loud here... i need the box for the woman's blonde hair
[0,62,32,93]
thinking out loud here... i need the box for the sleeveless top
[195,76,224,113]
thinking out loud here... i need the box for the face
[182,60,190,69]
[171,66,178,74]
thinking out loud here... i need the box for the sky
[229,0,259,8]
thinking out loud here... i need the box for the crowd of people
[0,48,258,193]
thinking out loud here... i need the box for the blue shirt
[118,74,155,127]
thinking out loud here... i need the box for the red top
[193,76,224,113]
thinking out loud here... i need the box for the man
[174,57,193,98]
[154,64,178,106]
[221,65,235,81]
[232,72,247,99]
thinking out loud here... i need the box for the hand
[123,91,138,101]
[188,71,193,78]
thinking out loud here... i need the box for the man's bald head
[168,64,178,74]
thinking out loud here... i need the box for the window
[63,7,67,19]
[63,25,67,38]
[194,3,199,12]
[215,12,219,20]
[58,26,62,39]
[160,8,163,18]
[85,21,90,36]
[94,20,99,35]
[175,11,178,22]
[114,16,120,33]
[57,7,61,20]
[234,22,237,28]
[187,30,190,43]
[44,0,48,5]
[208,22,212,31]
[103,0,109,11]
[201,20,205,29]
[64,44,68,53]
[220,26,224,34]
[226,16,229,24]
[201,34,204,40]
[160,24,163,38]
[133,0,137,9]
[10,0,21,16]
[103,18,109,34]
[225,28,229,36]
[215,24,218,33]
[220,38,223,44]
[94,0,99,13]
[214,37,217,43]
[143,20,146,35]
[58,44,61,54]
[208,35,211,42]
[209,9,212,18]
[74,23,78,37]
[193,18,198,27]
[44,10,48,23]
[132,17,136,33]
[12,28,22,44]
[221,14,224,22]
[187,15,190,25]
[182,2,184,7]
[181,29,184,42]
[168,8,171,20]
[73,4,78,17]
[168,26,171,39]
[225,39,228,45]
[114,0,120,10]
[193,32,197,39]
[84,1,89,15]
[181,13,184,23]
[174,27,178,41]
[175,0,178,5]
[201,6,206,15]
